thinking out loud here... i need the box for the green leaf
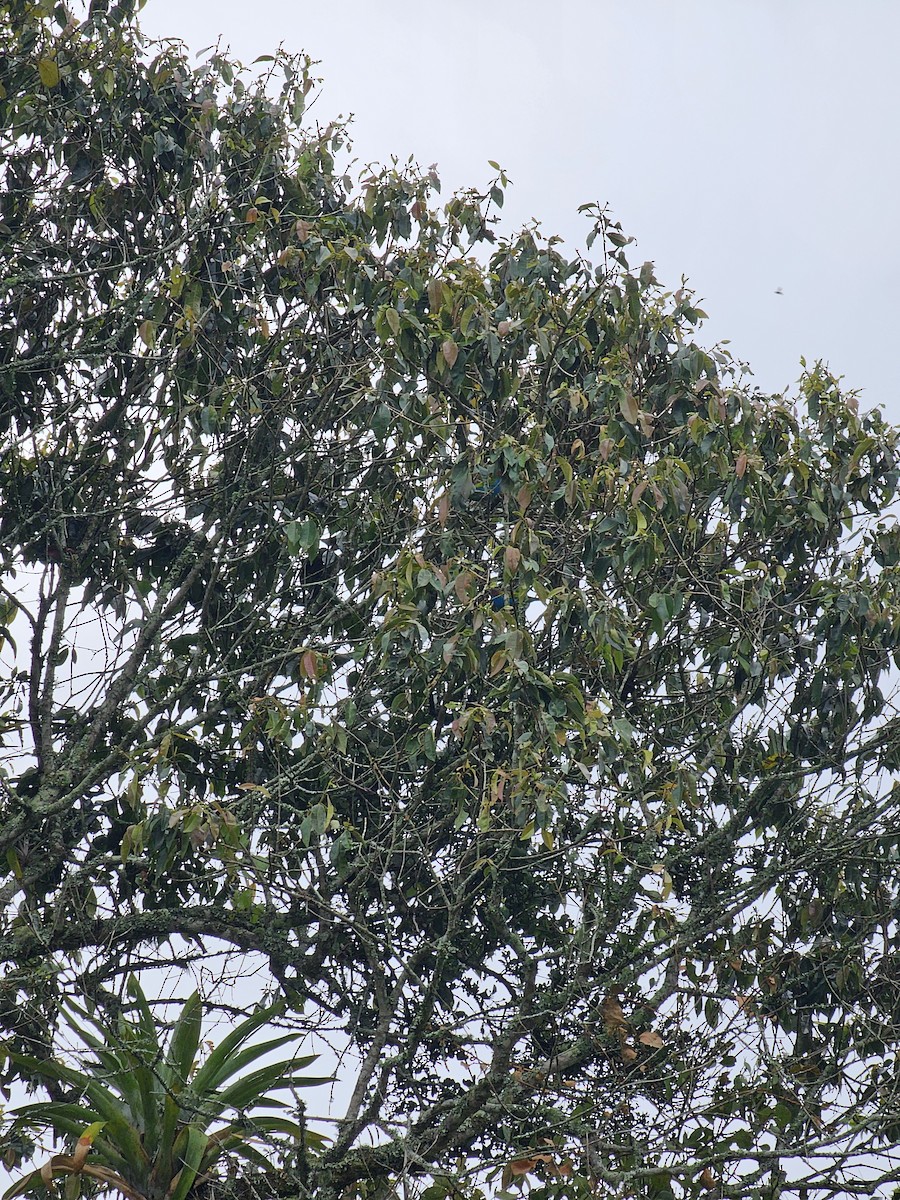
[203,1058,326,1118]
[187,1004,286,1098]
[164,991,202,1089]
[126,976,163,1053]
[59,1008,146,1130]
[185,1033,300,1104]
[218,1141,275,1172]
[11,1056,147,1172]
[166,1126,207,1200]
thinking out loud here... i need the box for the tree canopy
[4,3,900,1199]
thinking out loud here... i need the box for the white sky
[139,0,900,418]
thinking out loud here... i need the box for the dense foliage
[3,2,900,1198]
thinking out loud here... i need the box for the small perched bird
[472,478,503,507]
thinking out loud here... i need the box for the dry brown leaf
[504,545,521,574]
[639,411,656,437]
[638,1030,665,1049]
[442,338,459,367]
[427,278,443,311]
[601,993,628,1032]
[72,1129,98,1171]
[453,571,473,604]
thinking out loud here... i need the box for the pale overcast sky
[139,0,900,417]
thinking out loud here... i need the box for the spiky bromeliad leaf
[5,990,325,1200]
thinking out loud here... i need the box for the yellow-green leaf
[38,58,60,88]
[619,389,639,425]
[72,1123,105,1170]
[489,650,507,677]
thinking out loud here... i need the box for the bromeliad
[4,976,329,1200]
